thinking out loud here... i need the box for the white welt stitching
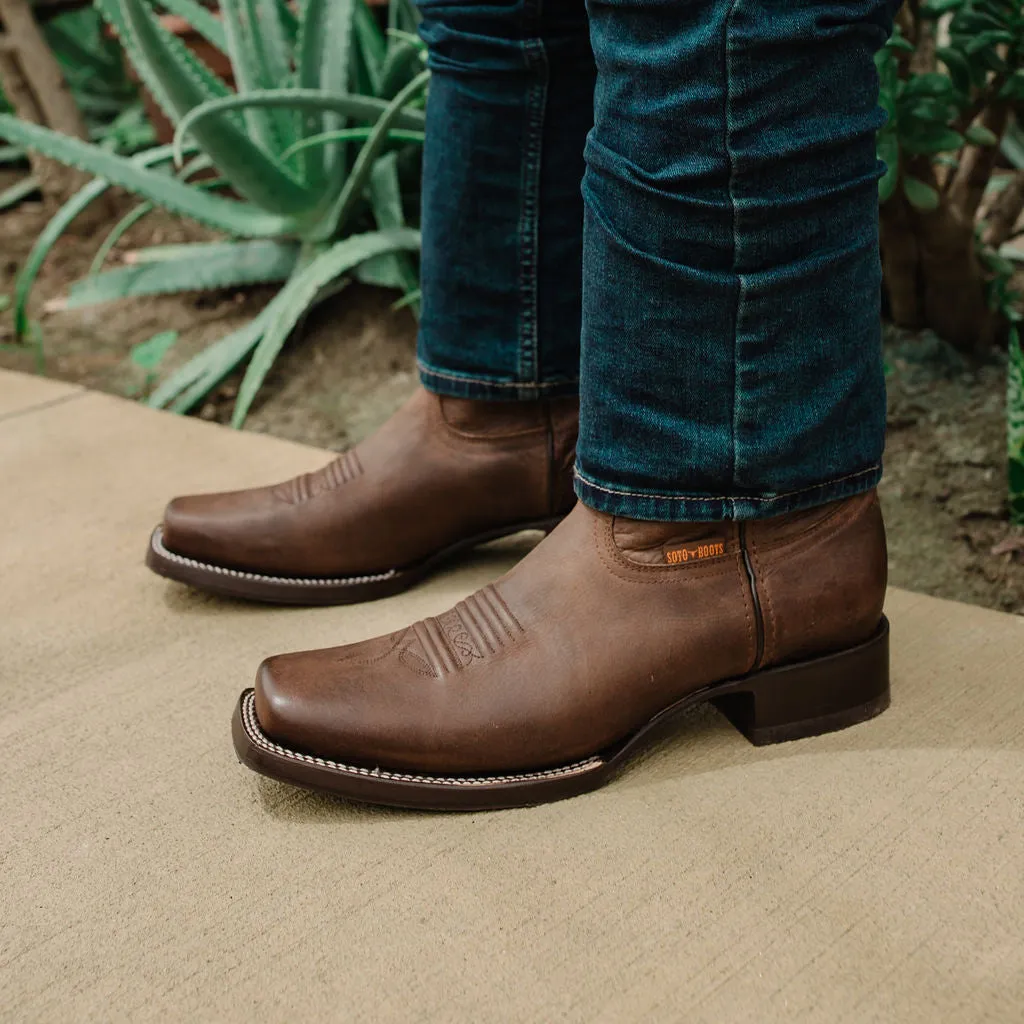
[153,529,398,588]
[240,692,602,787]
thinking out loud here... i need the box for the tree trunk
[982,170,1024,249]
[947,103,1011,222]
[880,195,926,329]
[918,204,1002,352]
[0,0,110,215]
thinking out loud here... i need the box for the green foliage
[0,7,154,208]
[0,0,426,423]
[1009,328,1024,523]
[875,4,1024,202]
[129,329,179,395]
[876,2,1024,521]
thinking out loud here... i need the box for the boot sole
[231,616,890,810]
[145,517,564,606]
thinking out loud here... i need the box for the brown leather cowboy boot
[232,489,890,808]
[146,388,578,604]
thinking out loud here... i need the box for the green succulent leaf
[1002,124,1024,170]
[119,0,316,218]
[4,140,198,339]
[0,118,296,237]
[321,69,430,238]
[319,0,355,184]
[97,0,236,133]
[157,0,227,51]
[171,89,428,169]
[965,124,1000,147]
[232,228,421,425]
[250,0,299,148]
[90,201,156,276]
[354,0,386,95]
[280,127,424,164]
[904,176,940,211]
[148,307,270,411]
[0,175,39,211]
[132,330,179,372]
[65,241,301,308]
[936,46,973,95]
[379,40,427,99]
[89,156,218,276]
[1008,329,1024,514]
[391,287,421,313]
[356,152,419,305]
[169,319,267,412]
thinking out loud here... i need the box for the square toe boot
[232,490,891,809]
[146,388,579,604]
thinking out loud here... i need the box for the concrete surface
[1,368,1022,1023]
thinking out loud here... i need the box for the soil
[3,182,1023,615]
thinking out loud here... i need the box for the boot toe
[253,649,366,762]
[161,495,215,557]
[160,489,280,570]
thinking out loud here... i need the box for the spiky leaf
[172,88,428,167]
[322,69,430,238]
[65,241,301,308]
[147,308,269,410]
[0,118,296,237]
[232,228,421,424]
[118,0,315,217]
[157,0,227,50]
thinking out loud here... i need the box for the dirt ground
[3,185,1022,614]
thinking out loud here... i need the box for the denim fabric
[417,0,594,399]
[416,0,897,521]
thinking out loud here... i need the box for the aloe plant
[0,0,426,425]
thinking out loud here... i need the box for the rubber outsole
[146,517,563,606]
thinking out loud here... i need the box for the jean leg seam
[519,0,548,385]
[724,0,744,519]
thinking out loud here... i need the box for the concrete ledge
[1,370,1021,1022]
[0,370,82,421]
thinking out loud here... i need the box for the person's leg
[238,0,897,807]
[417,0,594,398]
[147,1,594,604]
[575,0,893,520]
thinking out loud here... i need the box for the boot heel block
[712,616,890,747]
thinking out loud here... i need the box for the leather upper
[254,490,887,774]
[160,388,579,577]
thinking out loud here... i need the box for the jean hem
[419,361,579,401]
[574,464,883,522]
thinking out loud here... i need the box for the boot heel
[712,617,890,746]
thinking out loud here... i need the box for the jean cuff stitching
[573,464,880,505]
[419,360,577,390]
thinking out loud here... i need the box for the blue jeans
[416,0,896,521]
